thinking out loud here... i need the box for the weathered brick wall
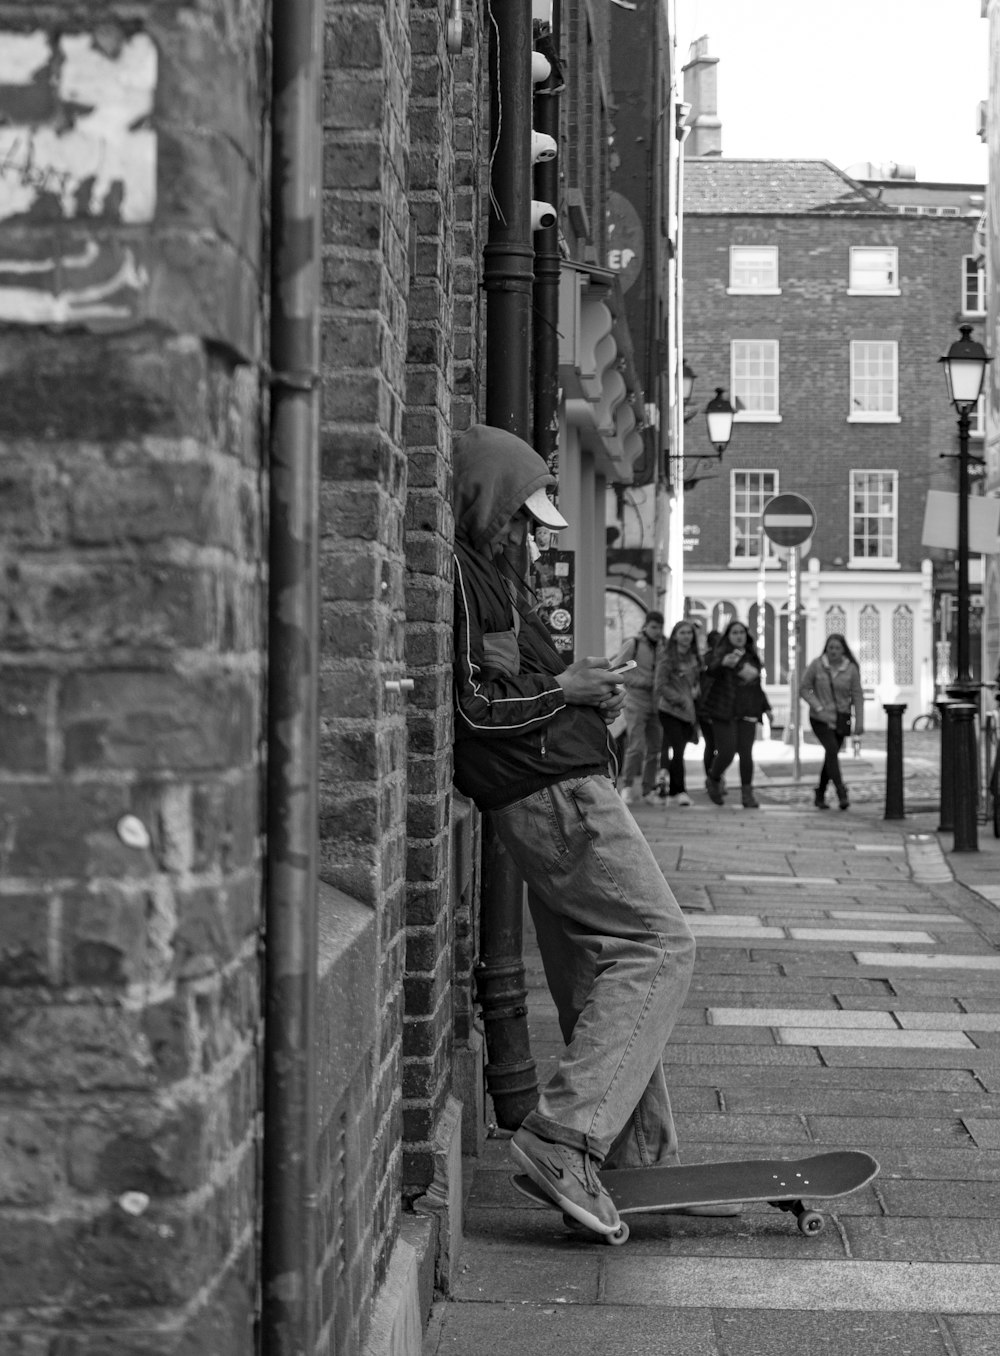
[316,0,412,1344]
[683,212,980,569]
[401,0,486,1200]
[0,5,265,1350]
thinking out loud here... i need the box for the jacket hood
[453,424,558,553]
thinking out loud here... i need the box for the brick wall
[316,0,413,1343]
[0,4,265,1348]
[401,0,486,1203]
[683,212,981,570]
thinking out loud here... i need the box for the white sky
[673,0,989,184]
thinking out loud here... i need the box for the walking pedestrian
[799,634,865,810]
[653,620,701,805]
[701,620,771,809]
[611,611,665,805]
[451,424,713,1238]
[697,629,721,789]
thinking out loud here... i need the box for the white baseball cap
[523,487,568,530]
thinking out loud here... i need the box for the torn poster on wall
[0,29,157,324]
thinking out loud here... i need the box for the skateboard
[512,1150,879,1246]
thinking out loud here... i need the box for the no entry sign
[762,493,816,548]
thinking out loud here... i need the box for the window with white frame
[962,255,986,315]
[731,340,779,418]
[849,340,898,420]
[851,470,898,562]
[731,470,779,562]
[849,246,898,293]
[729,246,779,291]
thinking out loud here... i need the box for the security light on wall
[531,200,557,231]
[531,131,557,164]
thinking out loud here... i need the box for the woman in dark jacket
[701,620,771,809]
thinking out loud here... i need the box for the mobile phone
[611,659,637,675]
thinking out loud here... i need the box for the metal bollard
[950,703,979,853]
[883,703,907,820]
[936,699,956,833]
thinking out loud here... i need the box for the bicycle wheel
[911,713,939,732]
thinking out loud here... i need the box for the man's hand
[556,657,624,708]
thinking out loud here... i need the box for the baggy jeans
[489,774,696,1167]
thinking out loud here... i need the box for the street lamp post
[938,324,991,852]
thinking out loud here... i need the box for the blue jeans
[489,775,696,1166]
[621,697,662,794]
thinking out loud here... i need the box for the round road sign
[761,493,816,548]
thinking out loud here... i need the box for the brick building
[680,143,985,729]
[983,0,1000,686]
[0,1,663,1353]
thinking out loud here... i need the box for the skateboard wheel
[797,1210,826,1236]
[605,1221,630,1246]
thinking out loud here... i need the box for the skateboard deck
[513,1150,879,1245]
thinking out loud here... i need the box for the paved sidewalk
[425,773,1000,1355]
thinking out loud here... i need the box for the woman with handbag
[701,620,771,809]
[799,634,865,810]
[653,620,701,805]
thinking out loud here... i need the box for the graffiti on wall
[0,29,157,323]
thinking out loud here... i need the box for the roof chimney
[682,36,722,157]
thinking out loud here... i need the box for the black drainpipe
[477,0,540,1130]
[262,0,322,1349]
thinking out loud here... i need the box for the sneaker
[837,789,850,811]
[621,783,637,804]
[511,1127,620,1235]
[642,790,661,805]
[814,789,829,810]
[670,792,692,807]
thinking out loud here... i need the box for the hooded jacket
[452,425,613,810]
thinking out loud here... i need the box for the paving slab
[841,1217,1000,1263]
[944,1314,1000,1355]
[962,1118,1000,1148]
[896,1011,1000,1031]
[426,1304,721,1356]
[712,1311,952,1356]
[450,1240,601,1303]
[804,1115,973,1146]
[601,1256,1000,1313]
[720,1089,998,1120]
[707,1007,896,1028]
[853,952,1000,970]
[875,1179,1000,1218]
[777,1028,975,1049]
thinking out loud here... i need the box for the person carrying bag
[701,620,771,809]
[799,633,865,810]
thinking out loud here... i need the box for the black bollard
[883,703,907,820]
[936,699,956,832]
[950,703,979,853]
